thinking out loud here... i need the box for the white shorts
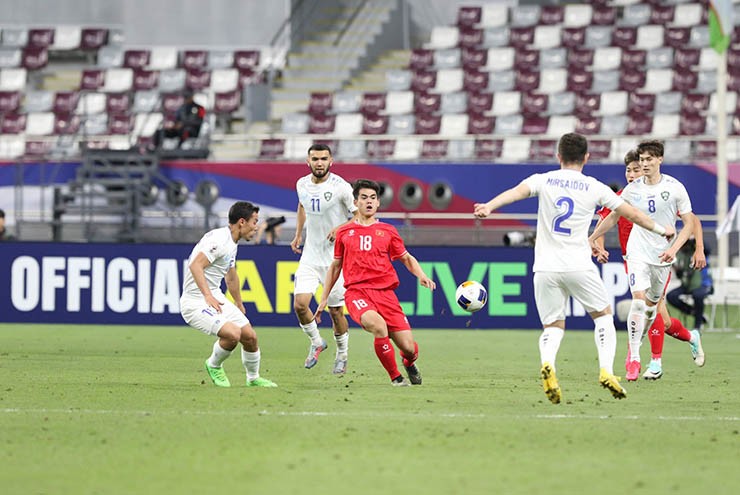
[626,260,670,303]
[294,262,346,308]
[180,295,250,336]
[533,268,610,326]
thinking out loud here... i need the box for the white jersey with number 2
[523,169,624,272]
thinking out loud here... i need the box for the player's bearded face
[307,151,332,179]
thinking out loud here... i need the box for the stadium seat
[664,27,691,49]
[636,25,665,51]
[689,26,710,48]
[473,139,503,160]
[567,48,593,68]
[28,28,54,48]
[411,70,437,93]
[575,93,599,116]
[308,114,335,134]
[108,114,133,135]
[409,49,433,70]
[645,46,673,70]
[393,138,421,160]
[133,69,159,90]
[510,6,541,27]
[440,91,467,114]
[591,70,619,92]
[584,26,612,48]
[415,92,441,114]
[433,68,463,93]
[467,91,493,114]
[434,49,461,69]
[259,139,285,159]
[652,114,680,137]
[26,112,55,135]
[427,26,459,49]
[446,139,474,159]
[360,92,386,115]
[133,113,164,139]
[694,140,717,160]
[457,6,482,28]
[82,113,109,135]
[362,114,388,134]
[679,113,706,135]
[480,4,508,28]
[98,45,124,67]
[0,90,21,113]
[23,139,53,158]
[619,70,646,92]
[562,27,586,48]
[538,68,566,93]
[308,92,332,115]
[495,114,523,135]
[124,49,149,69]
[386,69,412,91]
[611,27,637,49]
[485,47,515,71]
[333,113,363,136]
[709,91,737,114]
[208,50,234,69]
[53,91,80,113]
[481,27,507,47]
[541,5,564,25]
[627,115,652,135]
[621,49,646,69]
[673,3,703,27]
[132,90,160,113]
[600,115,628,135]
[1,113,26,134]
[210,68,238,92]
[416,113,442,134]
[546,91,575,115]
[102,68,133,92]
[672,69,698,92]
[233,50,260,69]
[643,69,673,93]
[627,92,655,115]
[332,92,361,114]
[0,68,27,91]
[0,135,25,159]
[0,48,21,68]
[529,139,557,160]
[654,92,682,115]
[533,25,562,50]
[501,137,531,161]
[106,92,130,115]
[664,139,692,162]
[75,92,106,115]
[522,116,549,135]
[588,139,612,160]
[181,50,208,70]
[2,28,28,47]
[706,115,734,136]
[651,4,674,24]
[421,139,449,159]
[337,139,365,159]
[521,92,547,116]
[161,93,184,114]
[367,140,395,159]
[388,114,415,135]
[490,91,520,116]
[509,27,535,49]
[24,90,53,112]
[599,91,628,116]
[385,91,414,115]
[695,71,716,94]
[149,46,178,70]
[539,48,567,69]
[158,69,186,92]
[461,47,487,70]
[467,112,495,134]
[564,4,592,27]
[22,47,48,70]
[440,113,469,136]
[576,115,600,135]
[566,69,592,92]
[80,28,108,51]
[463,69,490,92]
[214,89,240,115]
[515,69,540,92]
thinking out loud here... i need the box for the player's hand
[473,203,492,218]
[419,276,436,290]
[663,225,676,241]
[596,247,609,264]
[658,248,677,264]
[313,300,327,324]
[691,250,707,270]
[205,294,224,313]
[326,228,338,243]
[290,235,302,254]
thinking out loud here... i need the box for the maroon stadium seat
[124,50,150,69]
[561,28,586,48]
[409,49,434,70]
[133,69,159,90]
[463,69,489,92]
[457,6,482,28]
[214,90,241,115]
[619,71,646,92]
[611,27,637,49]
[54,112,81,135]
[106,92,130,115]
[22,47,48,70]
[468,113,495,134]
[53,91,80,113]
[467,91,493,114]
[522,116,549,134]
[575,93,600,116]
[567,69,593,92]
[679,113,706,135]
[80,28,108,51]
[672,69,698,92]
[361,114,388,135]
[509,27,535,49]
[233,50,260,69]
[591,6,617,25]
[474,139,503,159]
[664,27,691,48]
[461,47,487,70]
[514,49,539,69]
[529,139,557,160]
[415,92,441,114]
[28,29,54,48]
[681,94,709,115]
[259,139,285,158]
[361,93,386,115]
[421,139,449,159]
[628,93,656,115]
[411,70,437,92]
[415,113,442,134]
[108,114,133,134]
[181,50,208,70]
[589,140,612,159]
[1,113,26,134]
[576,115,601,135]
[80,69,105,90]
[237,67,261,88]
[621,49,646,69]
[161,93,184,115]
[458,28,484,48]
[674,48,700,69]
[521,92,547,116]
[694,140,717,159]
[540,6,564,25]
[728,49,740,70]
[367,140,395,159]
[567,48,593,69]
[627,115,652,135]
[0,91,21,113]
[515,69,539,92]
[651,5,674,24]
[308,92,332,115]
[309,114,336,134]
[25,140,54,157]
[186,69,211,90]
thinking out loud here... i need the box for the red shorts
[345,287,411,332]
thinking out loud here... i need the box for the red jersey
[334,220,408,290]
[597,189,632,256]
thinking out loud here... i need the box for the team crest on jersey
[348,229,355,236]
[661,191,670,201]
[324,192,332,201]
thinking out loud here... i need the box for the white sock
[593,315,617,374]
[207,341,232,368]
[627,299,647,362]
[644,304,657,334]
[334,332,349,359]
[539,327,565,370]
[241,348,261,381]
[300,320,322,346]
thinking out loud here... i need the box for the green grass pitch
[1,323,739,495]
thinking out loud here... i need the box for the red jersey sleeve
[387,225,407,260]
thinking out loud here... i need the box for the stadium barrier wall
[0,242,631,330]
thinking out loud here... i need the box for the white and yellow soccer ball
[455,281,487,313]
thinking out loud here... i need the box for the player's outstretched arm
[614,203,675,241]
[590,216,610,263]
[474,182,531,218]
[314,259,343,323]
[189,252,223,313]
[290,203,306,254]
[659,212,696,264]
[225,267,245,314]
[399,253,436,290]
[691,216,707,269]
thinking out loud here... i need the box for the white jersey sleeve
[297,173,356,266]
[181,226,237,298]
[523,169,624,272]
[623,174,691,266]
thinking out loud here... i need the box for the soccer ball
[455,281,487,313]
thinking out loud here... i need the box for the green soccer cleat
[204,361,231,387]
[599,368,627,399]
[541,362,561,404]
[247,377,278,387]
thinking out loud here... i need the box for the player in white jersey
[589,140,699,381]
[290,144,357,374]
[180,201,277,388]
[474,133,675,404]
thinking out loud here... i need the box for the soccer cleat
[304,339,328,369]
[332,357,347,375]
[204,361,231,387]
[391,375,410,387]
[689,329,705,367]
[404,364,422,385]
[625,360,641,381]
[642,360,663,380]
[540,363,561,404]
[599,369,627,399]
[246,377,278,387]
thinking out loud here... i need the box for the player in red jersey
[592,150,706,380]
[315,179,436,386]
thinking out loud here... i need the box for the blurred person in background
[152,88,205,149]
[666,239,714,332]
[0,209,15,241]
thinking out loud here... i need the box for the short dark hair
[228,201,259,224]
[557,133,588,165]
[352,179,380,199]
[307,143,332,156]
[624,149,639,166]
[0,208,4,219]
[636,139,664,158]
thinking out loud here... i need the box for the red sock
[374,337,401,380]
[665,318,692,342]
[402,341,419,368]
[648,314,664,359]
